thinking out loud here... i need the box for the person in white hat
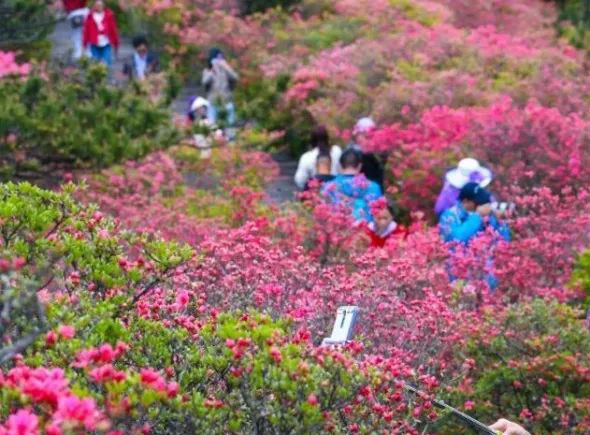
[187,96,221,159]
[347,117,384,190]
[435,158,493,217]
[188,96,215,124]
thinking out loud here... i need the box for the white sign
[321,306,360,346]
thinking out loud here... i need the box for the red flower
[269,346,282,363]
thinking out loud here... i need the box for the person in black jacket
[348,117,385,190]
[123,35,160,81]
[303,150,336,191]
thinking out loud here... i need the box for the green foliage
[28,300,415,434]
[0,62,180,180]
[298,17,365,51]
[389,0,439,27]
[556,0,590,50]
[0,0,54,57]
[236,75,314,155]
[241,0,302,15]
[0,182,193,367]
[572,249,590,305]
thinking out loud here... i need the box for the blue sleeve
[488,215,511,241]
[439,211,483,243]
[321,182,338,204]
[367,182,383,201]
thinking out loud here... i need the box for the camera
[490,202,515,214]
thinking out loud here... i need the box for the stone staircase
[49,18,299,204]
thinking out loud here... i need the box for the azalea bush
[3,0,590,433]
[0,51,30,79]
[0,182,192,363]
[76,146,279,241]
[439,300,590,435]
[0,183,449,433]
[3,300,443,434]
[367,98,590,219]
[0,62,180,181]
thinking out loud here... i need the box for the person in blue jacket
[439,182,510,289]
[322,148,383,223]
[439,182,510,243]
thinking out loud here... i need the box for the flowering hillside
[2,0,590,434]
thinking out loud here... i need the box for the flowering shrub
[0,182,192,365]
[112,0,590,159]
[0,62,179,181]
[76,146,278,242]
[369,98,590,217]
[3,257,445,434]
[4,0,590,433]
[439,300,590,435]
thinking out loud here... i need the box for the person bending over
[439,182,509,245]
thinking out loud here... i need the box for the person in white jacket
[294,126,342,190]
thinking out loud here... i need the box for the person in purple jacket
[435,158,493,217]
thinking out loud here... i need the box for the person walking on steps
[83,0,119,74]
[123,35,160,81]
[202,48,239,127]
[62,0,88,61]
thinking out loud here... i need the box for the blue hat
[458,182,491,206]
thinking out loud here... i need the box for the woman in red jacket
[83,0,119,71]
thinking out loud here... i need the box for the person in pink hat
[435,158,493,217]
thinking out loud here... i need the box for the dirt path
[50,20,298,204]
[267,151,299,204]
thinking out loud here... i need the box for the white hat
[353,117,376,135]
[190,97,210,112]
[446,158,492,189]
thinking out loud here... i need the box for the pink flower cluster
[0,51,30,79]
[140,369,180,398]
[72,342,129,368]
[0,367,104,434]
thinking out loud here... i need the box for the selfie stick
[403,383,497,435]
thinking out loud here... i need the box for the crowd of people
[57,3,527,432]
[63,0,159,82]
[294,118,513,289]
